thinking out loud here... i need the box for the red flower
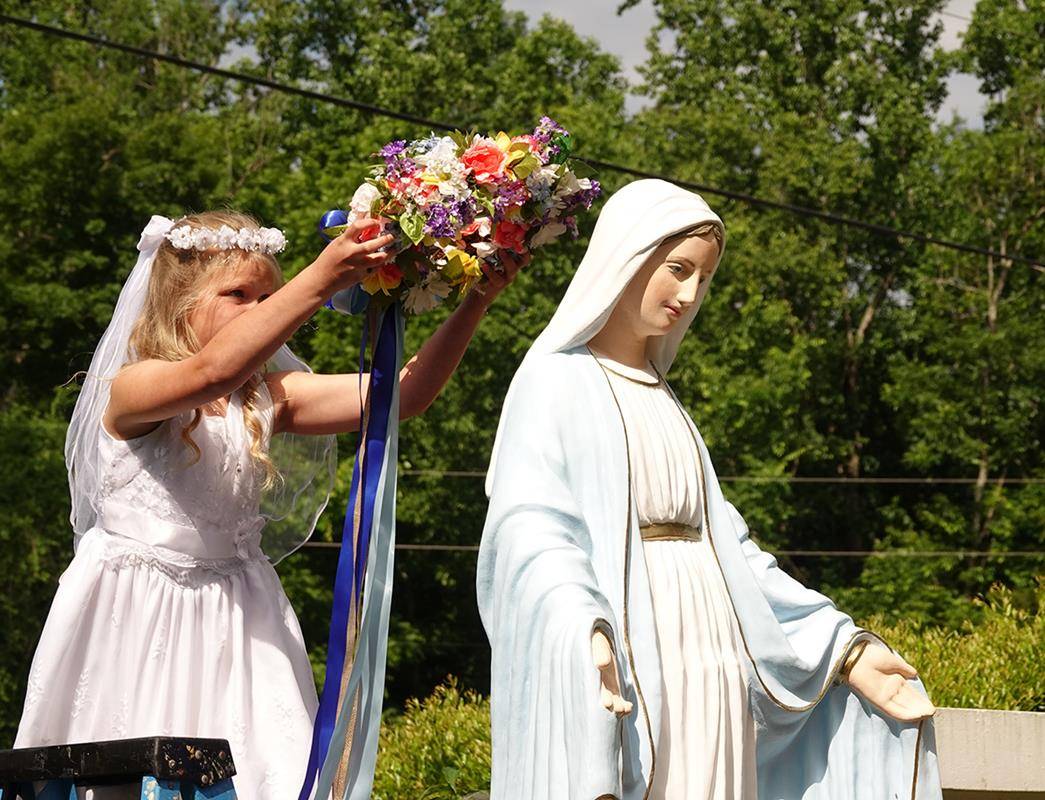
[462,139,509,184]
[361,261,404,295]
[357,221,384,242]
[493,220,528,254]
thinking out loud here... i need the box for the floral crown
[165,223,287,255]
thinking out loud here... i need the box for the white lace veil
[65,215,336,563]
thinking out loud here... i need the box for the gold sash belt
[639,522,702,542]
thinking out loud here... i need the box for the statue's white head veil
[526,178,725,373]
[486,180,724,495]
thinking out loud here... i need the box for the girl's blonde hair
[128,210,283,487]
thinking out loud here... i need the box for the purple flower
[574,179,602,210]
[493,180,530,220]
[378,140,419,181]
[424,204,456,239]
[379,140,408,160]
[448,197,476,228]
[532,116,567,145]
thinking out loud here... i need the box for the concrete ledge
[937,707,1045,799]
[463,708,1045,799]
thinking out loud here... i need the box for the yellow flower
[443,247,483,290]
[361,262,405,295]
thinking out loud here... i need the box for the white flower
[350,183,382,218]
[164,222,286,254]
[215,225,238,250]
[258,227,287,254]
[426,275,451,299]
[553,172,591,199]
[472,216,492,238]
[235,227,255,251]
[195,228,219,250]
[165,225,194,249]
[473,240,497,259]
[435,165,470,199]
[403,276,451,315]
[530,221,567,249]
[526,164,559,192]
[414,136,459,169]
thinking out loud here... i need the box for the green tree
[853,0,1045,622]
[623,0,1043,622]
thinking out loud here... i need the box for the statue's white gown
[599,355,757,800]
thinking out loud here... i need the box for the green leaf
[400,212,426,245]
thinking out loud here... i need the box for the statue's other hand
[591,629,633,717]
[847,644,936,722]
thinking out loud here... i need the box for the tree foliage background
[0,0,1041,745]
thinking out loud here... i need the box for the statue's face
[609,231,720,341]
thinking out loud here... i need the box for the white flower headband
[165,224,287,255]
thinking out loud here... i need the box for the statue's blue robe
[477,347,941,800]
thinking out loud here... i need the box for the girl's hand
[472,249,529,306]
[846,644,936,721]
[591,628,633,717]
[312,217,396,292]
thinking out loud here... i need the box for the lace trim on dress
[95,531,263,588]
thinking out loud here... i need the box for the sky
[502,0,987,128]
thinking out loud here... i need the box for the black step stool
[0,737,237,798]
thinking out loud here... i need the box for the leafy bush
[863,582,1044,712]
[373,679,491,800]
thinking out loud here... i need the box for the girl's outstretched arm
[270,252,525,435]
[105,219,393,439]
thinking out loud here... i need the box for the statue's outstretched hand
[591,628,633,717]
[846,644,936,722]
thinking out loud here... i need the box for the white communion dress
[598,356,757,800]
[15,386,318,799]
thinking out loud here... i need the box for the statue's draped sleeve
[478,363,623,800]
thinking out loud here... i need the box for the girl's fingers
[357,232,396,253]
[498,250,527,280]
[359,251,392,266]
[344,216,383,238]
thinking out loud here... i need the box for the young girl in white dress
[15,210,522,798]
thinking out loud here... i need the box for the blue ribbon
[299,303,403,800]
[318,209,372,316]
[319,208,350,239]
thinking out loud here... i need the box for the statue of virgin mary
[477,179,941,800]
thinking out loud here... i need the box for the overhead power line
[297,541,1044,558]
[395,469,1045,488]
[1,14,1041,270]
